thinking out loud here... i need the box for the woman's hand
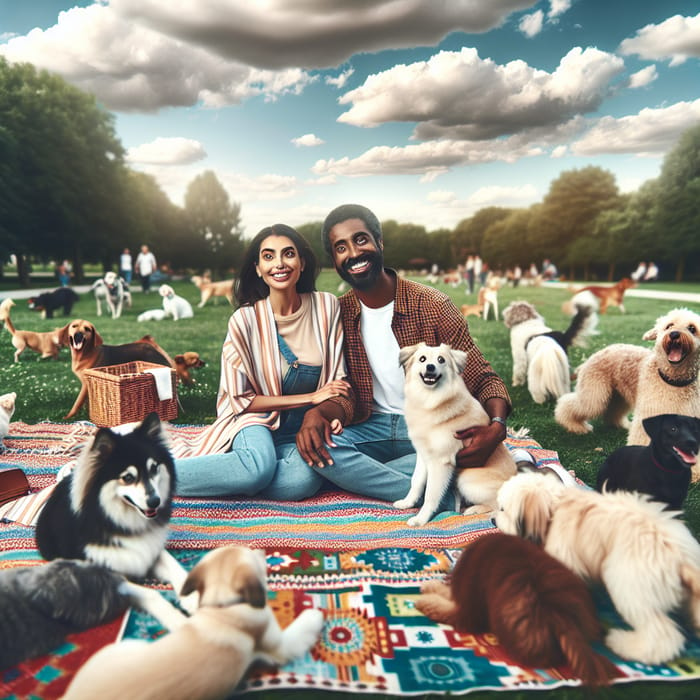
[311,379,351,405]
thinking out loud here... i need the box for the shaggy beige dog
[495,472,700,665]
[555,307,700,456]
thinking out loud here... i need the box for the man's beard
[337,250,383,291]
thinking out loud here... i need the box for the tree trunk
[16,254,30,287]
[676,258,685,283]
[607,263,615,281]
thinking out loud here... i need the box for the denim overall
[275,331,321,443]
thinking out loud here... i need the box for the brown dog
[416,532,619,686]
[191,275,234,307]
[64,320,172,419]
[567,277,636,314]
[62,546,325,700]
[0,298,68,362]
[174,352,205,385]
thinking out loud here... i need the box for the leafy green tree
[529,166,621,279]
[381,220,430,270]
[184,171,244,277]
[482,208,535,269]
[0,57,127,284]
[652,123,700,282]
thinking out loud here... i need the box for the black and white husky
[35,413,191,604]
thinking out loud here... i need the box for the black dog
[28,287,80,318]
[596,414,700,510]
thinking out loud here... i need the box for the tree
[529,166,621,279]
[0,57,128,284]
[481,208,535,269]
[184,171,244,276]
[652,123,700,282]
[452,207,512,260]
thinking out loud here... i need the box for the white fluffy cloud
[127,137,206,165]
[619,12,700,66]
[292,134,325,148]
[519,11,544,38]
[337,47,624,140]
[571,99,700,156]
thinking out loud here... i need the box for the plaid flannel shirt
[330,270,511,425]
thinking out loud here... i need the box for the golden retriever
[393,342,516,526]
[191,275,234,307]
[62,546,325,700]
[495,472,700,665]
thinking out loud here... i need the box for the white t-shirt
[359,300,405,414]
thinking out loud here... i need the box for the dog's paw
[290,609,325,654]
[462,503,493,516]
[606,626,683,665]
[406,513,431,527]
[393,498,415,510]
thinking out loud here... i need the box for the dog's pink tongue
[675,447,697,465]
[669,347,683,362]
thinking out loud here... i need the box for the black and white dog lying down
[0,558,186,671]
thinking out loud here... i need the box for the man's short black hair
[321,204,382,259]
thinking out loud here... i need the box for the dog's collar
[657,369,696,387]
[651,453,685,474]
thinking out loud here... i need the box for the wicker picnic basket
[84,361,178,428]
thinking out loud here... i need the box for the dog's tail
[527,337,569,403]
[558,627,620,687]
[561,302,598,349]
[0,298,16,335]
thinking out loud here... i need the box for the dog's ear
[180,563,206,598]
[138,412,163,441]
[516,490,552,546]
[450,347,468,374]
[399,344,419,368]
[92,326,104,347]
[174,354,185,365]
[641,414,666,441]
[642,324,658,341]
[56,322,72,346]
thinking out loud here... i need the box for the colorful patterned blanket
[2,421,700,698]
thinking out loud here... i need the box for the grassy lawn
[2,272,700,699]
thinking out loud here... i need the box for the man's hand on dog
[454,420,507,469]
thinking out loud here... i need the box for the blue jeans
[287,412,456,512]
[174,424,323,500]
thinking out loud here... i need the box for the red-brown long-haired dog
[416,532,619,687]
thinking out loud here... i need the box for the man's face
[328,218,383,291]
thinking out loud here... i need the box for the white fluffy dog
[555,307,700,447]
[394,342,516,526]
[495,472,700,665]
[502,301,597,404]
[91,271,131,319]
[159,284,194,321]
[137,308,168,323]
[0,391,16,449]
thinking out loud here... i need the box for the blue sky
[1,1,699,239]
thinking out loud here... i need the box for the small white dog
[503,301,597,404]
[0,391,16,449]
[394,343,516,526]
[137,308,168,323]
[495,472,700,665]
[91,271,131,319]
[159,284,194,321]
[63,545,325,700]
[556,307,700,446]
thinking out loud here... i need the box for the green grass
[2,274,700,699]
[1,274,700,537]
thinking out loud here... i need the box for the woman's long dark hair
[235,224,319,307]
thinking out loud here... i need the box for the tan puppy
[460,302,484,319]
[0,298,67,362]
[394,342,516,526]
[63,545,325,700]
[495,472,700,665]
[191,275,234,307]
[555,308,700,452]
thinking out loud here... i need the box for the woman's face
[255,235,304,292]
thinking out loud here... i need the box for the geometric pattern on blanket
[2,421,700,696]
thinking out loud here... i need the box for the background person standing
[134,244,157,293]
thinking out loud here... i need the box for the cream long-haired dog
[555,308,700,450]
[502,300,597,404]
[394,343,516,526]
[495,472,700,665]
[63,545,325,700]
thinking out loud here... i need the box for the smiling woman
[169,224,352,503]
